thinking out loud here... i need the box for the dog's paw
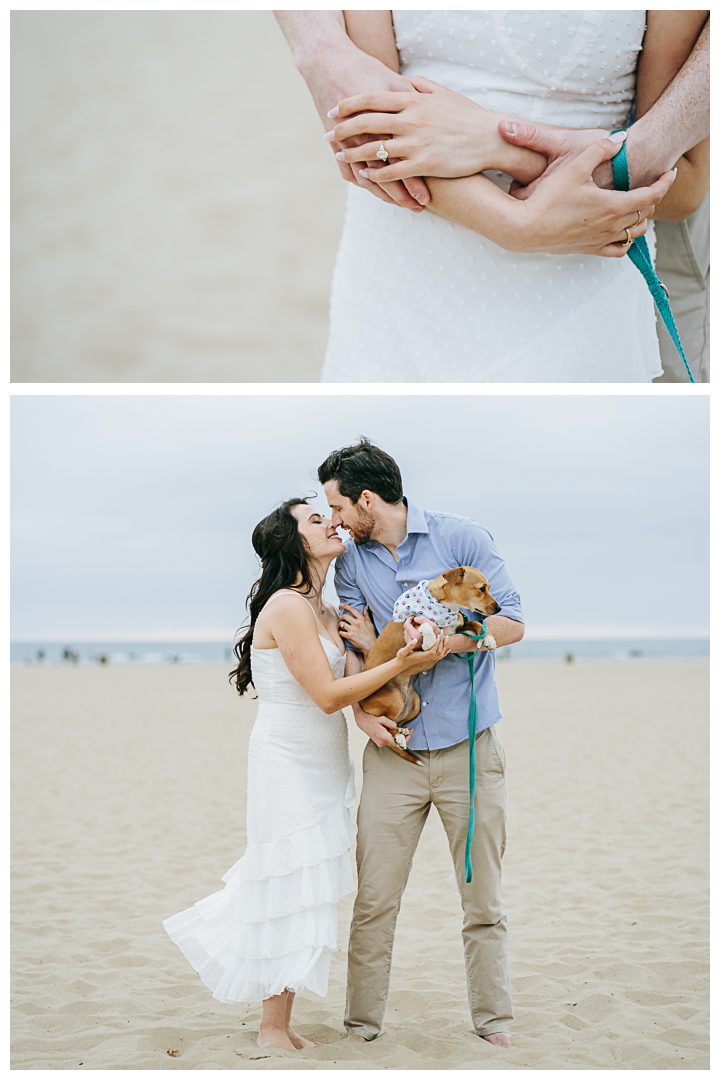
[483,633,497,651]
[419,623,437,651]
[394,726,411,750]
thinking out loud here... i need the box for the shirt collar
[361,496,428,555]
[404,497,429,536]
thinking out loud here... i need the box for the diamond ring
[376,140,389,161]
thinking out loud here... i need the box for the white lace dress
[322,9,661,383]
[163,596,356,1002]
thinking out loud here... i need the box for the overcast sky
[11,394,709,640]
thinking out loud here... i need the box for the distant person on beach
[276,10,709,382]
[319,440,524,1046]
[163,497,449,1051]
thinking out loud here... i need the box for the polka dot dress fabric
[322,10,661,383]
[164,604,356,1003]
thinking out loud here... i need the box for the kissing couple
[164,439,525,1050]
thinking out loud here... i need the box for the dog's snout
[493,602,501,614]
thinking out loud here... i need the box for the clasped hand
[327,76,677,258]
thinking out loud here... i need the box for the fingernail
[327,106,339,118]
[324,129,336,141]
[335,150,345,161]
[609,129,627,144]
[359,169,369,178]
[414,193,428,205]
[671,167,678,181]
[506,121,517,137]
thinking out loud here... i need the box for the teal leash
[610,131,695,383]
[458,621,488,884]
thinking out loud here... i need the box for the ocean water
[10,638,709,666]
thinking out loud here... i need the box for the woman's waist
[252,698,347,723]
[253,694,326,712]
[399,65,633,132]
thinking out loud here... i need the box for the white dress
[163,594,356,1002]
[322,9,661,383]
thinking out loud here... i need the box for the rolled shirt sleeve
[451,521,524,625]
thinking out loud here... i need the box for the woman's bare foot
[257,1023,297,1050]
[483,1032,512,1048]
[286,1025,321,1049]
[287,1023,321,1049]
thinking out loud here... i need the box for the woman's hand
[509,135,677,256]
[396,631,450,667]
[328,76,547,185]
[427,134,677,257]
[403,615,438,648]
[338,604,377,656]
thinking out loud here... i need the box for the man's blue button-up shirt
[334,498,524,751]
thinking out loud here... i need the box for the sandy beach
[11,659,708,1070]
[12,11,344,383]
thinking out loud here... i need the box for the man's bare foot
[483,1032,512,1048]
[286,1025,321,1049]
[257,1024,297,1050]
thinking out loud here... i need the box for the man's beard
[350,505,376,545]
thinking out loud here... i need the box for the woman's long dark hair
[230,498,316,696]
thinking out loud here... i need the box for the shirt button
[403,582,409,586]
[422,701,428,707]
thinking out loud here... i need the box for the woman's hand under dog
[396,632,450,666]
[403,615,440,648]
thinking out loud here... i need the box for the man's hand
[446,614,525,653]
[353,705,399,748]
[498,120,613,199]
[275,11,429,211]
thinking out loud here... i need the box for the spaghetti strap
[264,590,319,621]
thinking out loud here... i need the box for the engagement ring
[376,140,389,161]
[622,228,634,247]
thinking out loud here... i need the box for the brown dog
[361,567,501,763]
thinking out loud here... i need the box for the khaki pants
[654,192,710,383]
[345,726,512,1040]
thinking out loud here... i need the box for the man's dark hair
[317,438,403,505]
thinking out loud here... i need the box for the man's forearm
[446,615,524,653]
[274,11,347,77]
[625,19,709,189]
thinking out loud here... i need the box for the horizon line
[10,627,711,644]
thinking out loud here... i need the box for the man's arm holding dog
[404,614,524,653]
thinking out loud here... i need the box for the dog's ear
[432,566,464,599]
[433,573,448,595]
[443,567,466,586]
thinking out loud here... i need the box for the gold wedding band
[634,209,642,227]
[376,140,389,161]
[622,228,634,247]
